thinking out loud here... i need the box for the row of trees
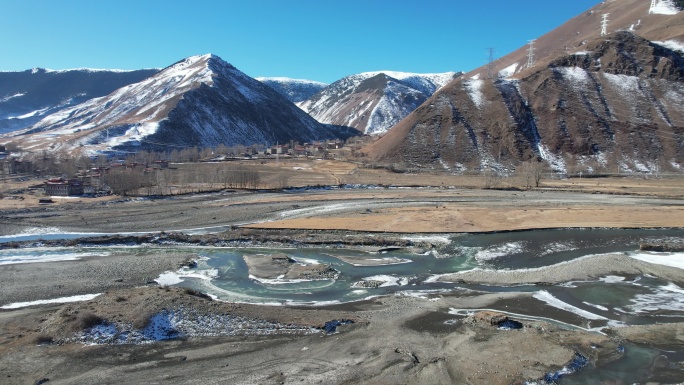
[106,165,263,196]
[481,160,546,189]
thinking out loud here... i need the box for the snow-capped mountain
[0,68,159,135]
[366,0,684,174]
[297,71,460,135]
[256,77,327,103]
[6,54,350,153]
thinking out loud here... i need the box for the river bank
[2,284,683,385]
[1,184,684,383]
[1,187,683,236]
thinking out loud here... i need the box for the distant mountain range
[2,0,683,174]
[0,68,159,135]
[256,77,327,103]
[1,61,454,154]
[4,55,353,153]
[297,71,459,135]
[365,0,684,174]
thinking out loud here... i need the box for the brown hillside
[366,0,684,174]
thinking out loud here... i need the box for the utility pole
[601,13,610,36]
[649,0,657,14]
[486,47,496,79]
[526,39,536,69]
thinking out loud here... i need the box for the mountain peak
[165,53,224,72]
[298,70,460,135]
[6,54,347,153]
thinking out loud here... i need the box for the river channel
[2,227,684,383]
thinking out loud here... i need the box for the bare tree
[517,160,547,188]
[269,173,289,190]
[106,169,143,196]
[482,168,500,189]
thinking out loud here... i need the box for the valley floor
[1,172,683,384]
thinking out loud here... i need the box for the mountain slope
[297,71,460,135]
[0,68,159,135]
[256,77,327,103]
[366,0,684,174]
[6,55,350,153]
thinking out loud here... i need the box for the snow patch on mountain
[653,40,684,53]
[603,72,641,93]
[464,79,484,108]
[367,82,425,135]
[556,66,590,88]
[104,122,161,148]
[257,77,327,103]
[651,0,679,15]
[538,143,567,173]
[498,63,518,79]
[0,93,25,102]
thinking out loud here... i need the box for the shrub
[72,312,104,331]
[183,287,213,300]
[132,309,156,329]
[33,334,54,345]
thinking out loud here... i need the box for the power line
[601,14,610,36]
[526,40,536,68]
[486,48,496,79]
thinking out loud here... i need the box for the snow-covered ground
[1,294,102,309]
[76,307,320,345]
[629,251,684,269]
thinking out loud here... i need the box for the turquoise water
[2,228,683,382]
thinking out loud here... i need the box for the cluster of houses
[44,161,171,197]
[3,139,349,197]
[206,140,346,161]
[267,140,344,157]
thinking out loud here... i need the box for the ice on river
[533,290,608,320]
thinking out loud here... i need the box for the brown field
[3,159,684,235]
[247,205,684,233]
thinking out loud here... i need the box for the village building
[44,178,84,197]
[1,160,14,176]
[153,160,169,169]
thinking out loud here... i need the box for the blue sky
[1,0,599,83]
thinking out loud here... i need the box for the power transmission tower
[649,0,657,14]
[526,39,536,68]
[601,13,610,36]
[486,48,496,79]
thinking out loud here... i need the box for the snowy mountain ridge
[0,68,158,75]
[297,71,460,135]
[354,70,458,92]
[256,77,328,103]
[0,67,160,136]
[6,54,348,153]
